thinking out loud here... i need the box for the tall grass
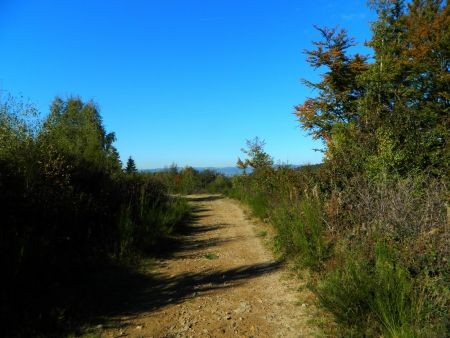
[317,244,427,337]
[271,197,329,271]
[228,166,449,337]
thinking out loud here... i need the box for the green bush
[246,193,270,219]
[317,243,448,337]
[317,252,374,336]
[154,166,232,194]
[1,96,192,336]
[372,244,416,337]
[228,163,448,337]
[206,174,232,193]
[271,197,329,271]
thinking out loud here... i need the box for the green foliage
[364,127,405,179]
[316,252,374,335]
[372,244,416,338]
[125,156,138,174]
[153,165,232,195]
[317,242,448,337]
[287,5,450,333]
[271,197,329,271]
[228,161,448,336]
[297,1,450,181]
[295,27,368,145]
[237,137,273,173]
[115,174,190,256]
[0,96,191,336]
[204,252,219,260]
[41,96,121,172]
[206,174,232,193]
[247,193,271,219]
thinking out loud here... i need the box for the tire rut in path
[103,194,320,338]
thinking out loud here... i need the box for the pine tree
[125,156,137,174]
[238,137,273,171]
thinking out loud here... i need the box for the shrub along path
[102,194,321,337]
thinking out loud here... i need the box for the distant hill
[197,167,247,176]
[142,164,322,176]
[142,166,247,176]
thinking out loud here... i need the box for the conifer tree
[238,137,273,172]
[125,156,137,174]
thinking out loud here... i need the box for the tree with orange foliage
[297,0,449,180]
[295,27,368,147]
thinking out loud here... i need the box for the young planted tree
[237,137,273,172]
[236,137,274,195]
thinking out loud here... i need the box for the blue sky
[0,0,375,169]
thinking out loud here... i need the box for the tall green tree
[362,0,449,177]
[40,97,121,173]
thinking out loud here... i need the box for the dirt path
[103,194,320,338]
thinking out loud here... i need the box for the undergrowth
[227,165,449,337]
[0,96,192,337]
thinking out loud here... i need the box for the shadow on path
[93,261,281,322]
[185,195,224,202]
[68,196,282,334]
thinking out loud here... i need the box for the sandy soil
[102,194,321,338]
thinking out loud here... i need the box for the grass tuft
[204,253,219,260]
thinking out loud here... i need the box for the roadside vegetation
[152,164,232,195]
[2,1,448,337]
[0,96,191,336]
[227,1,449,336]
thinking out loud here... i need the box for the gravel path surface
[103,194,320,338]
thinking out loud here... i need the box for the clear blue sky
[0,0,374,169]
